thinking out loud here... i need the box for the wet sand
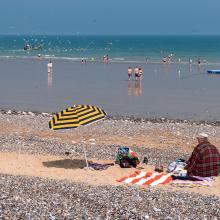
[0,57,220,121]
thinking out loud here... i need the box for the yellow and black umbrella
[49,104,107,168]
[49,105,107,130]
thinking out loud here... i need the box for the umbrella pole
[83,144,89,168]
[79,131,89,168]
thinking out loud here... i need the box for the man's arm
[185,148,200,176]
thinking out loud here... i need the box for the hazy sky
[0,0,219,35]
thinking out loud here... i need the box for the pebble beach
[0,109,220,219]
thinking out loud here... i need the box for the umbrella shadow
[42,159,92,169]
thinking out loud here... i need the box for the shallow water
[0,58,220,121]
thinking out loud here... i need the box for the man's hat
[197,133,208,138]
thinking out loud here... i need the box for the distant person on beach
[128,66,133,80]
[167,55,172,64]
[189,58,193,65]
[198,58,201,66]
[185,133,220,177]
[81,59,86,64]
[138,67,143,80]
[134,66,139,81]
[47,60,53,73]
[103,54,109,63]
[163,57,167,63]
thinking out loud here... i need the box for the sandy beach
[0,110,220,219]
[0,152,220,197]
[1,1,220,218]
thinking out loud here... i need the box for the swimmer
[81,59,86,64]
[128,66,133,80]
[163,57,167,63]
[47,60,53,73]
[134,66,139,81]
[138,67,143,80]
[103,54,109,63]
[189,58,192,64]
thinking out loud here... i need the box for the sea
[0,35,220,121]
[1,35,220,63]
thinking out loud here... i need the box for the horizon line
[0,33,220,37]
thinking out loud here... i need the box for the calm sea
[0,35,220,63]
[0,35,220,121]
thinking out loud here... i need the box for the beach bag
[167,159,187,174]
[115,147,140,168]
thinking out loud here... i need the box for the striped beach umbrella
[49,104,107,168]
[49,105,107,130]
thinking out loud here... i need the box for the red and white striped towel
[117,171,172,186]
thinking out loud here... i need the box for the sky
[0,0,220,35]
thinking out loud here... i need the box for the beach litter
[87,163,114,170]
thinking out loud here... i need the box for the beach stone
[0,111,220,219]
[28,111,35,116]
[7,110,12,114]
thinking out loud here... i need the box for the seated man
[185,133,220,177]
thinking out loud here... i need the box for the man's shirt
[186,141,220,177]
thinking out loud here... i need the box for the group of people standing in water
[128,66,143,81]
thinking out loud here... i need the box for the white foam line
[1,55,220,65]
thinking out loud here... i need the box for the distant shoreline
[1,55,220,66]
